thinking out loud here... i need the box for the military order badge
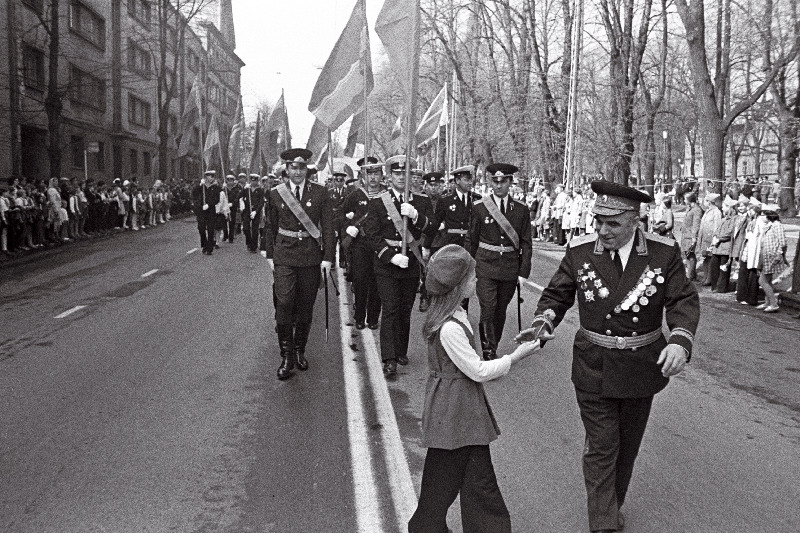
[578,263,610,301]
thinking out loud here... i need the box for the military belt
[579,327,662,350]
[447,229,468,235]
[279,228,311,239]
[478,242,516,254]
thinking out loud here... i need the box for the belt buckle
[615,336,627,349]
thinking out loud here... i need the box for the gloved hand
[346,226,359,238]
[320,260,332,273]
[518,276,527,286]
[346,211,355,220]
[400,203,418,220]
[422,248,431,261]
[390,254,409,269]
[250,211,256,219]
[202,204,209,211]
[438,222,445,230]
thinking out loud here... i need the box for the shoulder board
[270,184,283,191]
[474,198,485,205]
[645,232,676,246]
[568,233,598,248]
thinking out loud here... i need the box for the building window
[130,149,139,175]
[128,94,151,129]
[22,45,45,91]
[72,135,85,169]
[96,142,105,171]
[22,0,44,14]
[127,40,151,78]
[143,152,152,176]
[70,64,106,111]
[69,1,106,50]
[128,0,152,28]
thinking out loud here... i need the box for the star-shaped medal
[598,287,610,299]
[584,290,595,302]
[588,271,597,280]
[583,263,590,269]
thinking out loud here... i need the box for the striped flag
[306,118,329,159]
[375,0,419,99]
[389,114,403,154]
[248,110,262,174]
[415,83,447,146]
[308,0,373,130]
[178,74,204,157]
[203,115,220,166]
[228,96,245,170]
[344,109,364,157]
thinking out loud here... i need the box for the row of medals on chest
[579,262,665,313]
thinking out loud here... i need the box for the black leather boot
[277,324,295,380]
[293,322,311,371]
[479,320,497,361]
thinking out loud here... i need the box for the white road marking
[335,266,383,533]
[54,305,86,319]
[187,248,198,254]
[359,315,418,529]
[141,269,159,278]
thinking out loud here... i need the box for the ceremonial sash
[276,183,322,247]
[482,195,520,249]
[380,191,425,266]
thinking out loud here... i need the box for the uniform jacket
[227,185,243,213]
[239,186,265,219]
[328,187,349,230]
[340,187,378,249]
[362,190,435,279]
[264,180,335,267]
[679,204,703,252]
[465,195,532,281]
[533,230,699,398]
[191,184,220,218]
[428,189,482,250]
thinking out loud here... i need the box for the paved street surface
[2,218,799,532]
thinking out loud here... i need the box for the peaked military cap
[385,154,418,173]
[424,171,444,184]
[485,163,518,180]
[249,173,260,179]
[591,180,653,216]
[281,148,313,163]
[452,165,475,179]
[204,170,216,176]
[238,172,247,178]
[357,156,381,167]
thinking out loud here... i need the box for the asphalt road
[1,219,799,532]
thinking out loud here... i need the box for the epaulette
[474,198,485,205]
[645,232,676,246]
[270,184,282,191]
[568,233,598,248]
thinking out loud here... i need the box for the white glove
[390,254,409,269]
[438,222,445,230]
[346,226,359,238]
[346,211,355,220]
[250,211,256,219]
[244,183,251,189]
[400,203,418,220]
[518,276,527,286]
[266,258,274,271]
[202,204,209,211]
[320,260,332,273]
[422,248,431,261]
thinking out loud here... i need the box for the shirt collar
[452,307,469,324]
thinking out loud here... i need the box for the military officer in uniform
[417,171,446,312]
[362,155,435,376]
[465,163,532,360]
[191,170,221,255]
[516,181,700,533]
[341,156,384,329]
[225,174,242,243]
[240,173,265,253]
[328,169,350,270]
[265,148,335,380]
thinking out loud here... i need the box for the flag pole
[328,128,335,183]
[401,0,421,257]
[200,77,206,179]
[362,0,370,158]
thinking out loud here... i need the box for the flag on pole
[344,109,365,157]
[265,94,287,166]
[203,115,220,167]
[248,110,262,174]
[375,0,419,100]
[306,118,328,158]
[415,83,447,146]
[389,113,404,154]
[308,0,373,130]
[228,96,245,170]
[178,74,204,157]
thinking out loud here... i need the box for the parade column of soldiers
[340,157,385,330]
[191,170,221,255]
[362,155,435,377]
[226,174,243,243]
[239,174,265,253]
[264,148,335,381]
[465,164,532,361]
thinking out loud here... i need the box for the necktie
[295,186,301,201]
[611,250,624,277]
[500,198,506,216]
[463,193,468,210]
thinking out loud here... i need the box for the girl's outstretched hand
[507,340,541,364]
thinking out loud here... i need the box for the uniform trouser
[477,277,518,347]
[197,214,215,252]
[273,264,321,325]
[227,211,238,241]
[243,215,261,251]
[736,260,760,305]
[575,389,653,532]
[351,244,381,325]
[408,445,511,533]
[376,275,418,362]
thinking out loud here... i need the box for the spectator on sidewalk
[756,205,787,313]
[680,192,703,281]
[698,193,723,286]
[737,198,764,306]
[710,206,736,292]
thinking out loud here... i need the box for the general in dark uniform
[341,156,384,329]
[191,170,221,255]
[240,173,265,253]
[516,181,700,533]
[362,155,435,376]
[265,148,336,380]
[465,163,532,360]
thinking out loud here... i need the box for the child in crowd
[408,244,545,533]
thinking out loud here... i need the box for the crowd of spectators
[0,176,194,257]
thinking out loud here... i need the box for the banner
[203,115,220,167]
[177,74,204,157]
[264,94,288,166]
[375,0,418,100]
[308,0,373,130]
[415,83,447,146]
[344,109,364,157]
[248,110,262,174]
[228,96,245,170]
[306,118,329,160]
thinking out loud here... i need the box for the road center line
[54,305,86,319]
[187,248,198,254]
[141,269,159,278]
[336,266,382,533]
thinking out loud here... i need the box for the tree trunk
[776,108,798,216]
[699,124,726,194]
[45,0,62,177]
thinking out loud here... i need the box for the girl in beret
[408,244,543,533]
